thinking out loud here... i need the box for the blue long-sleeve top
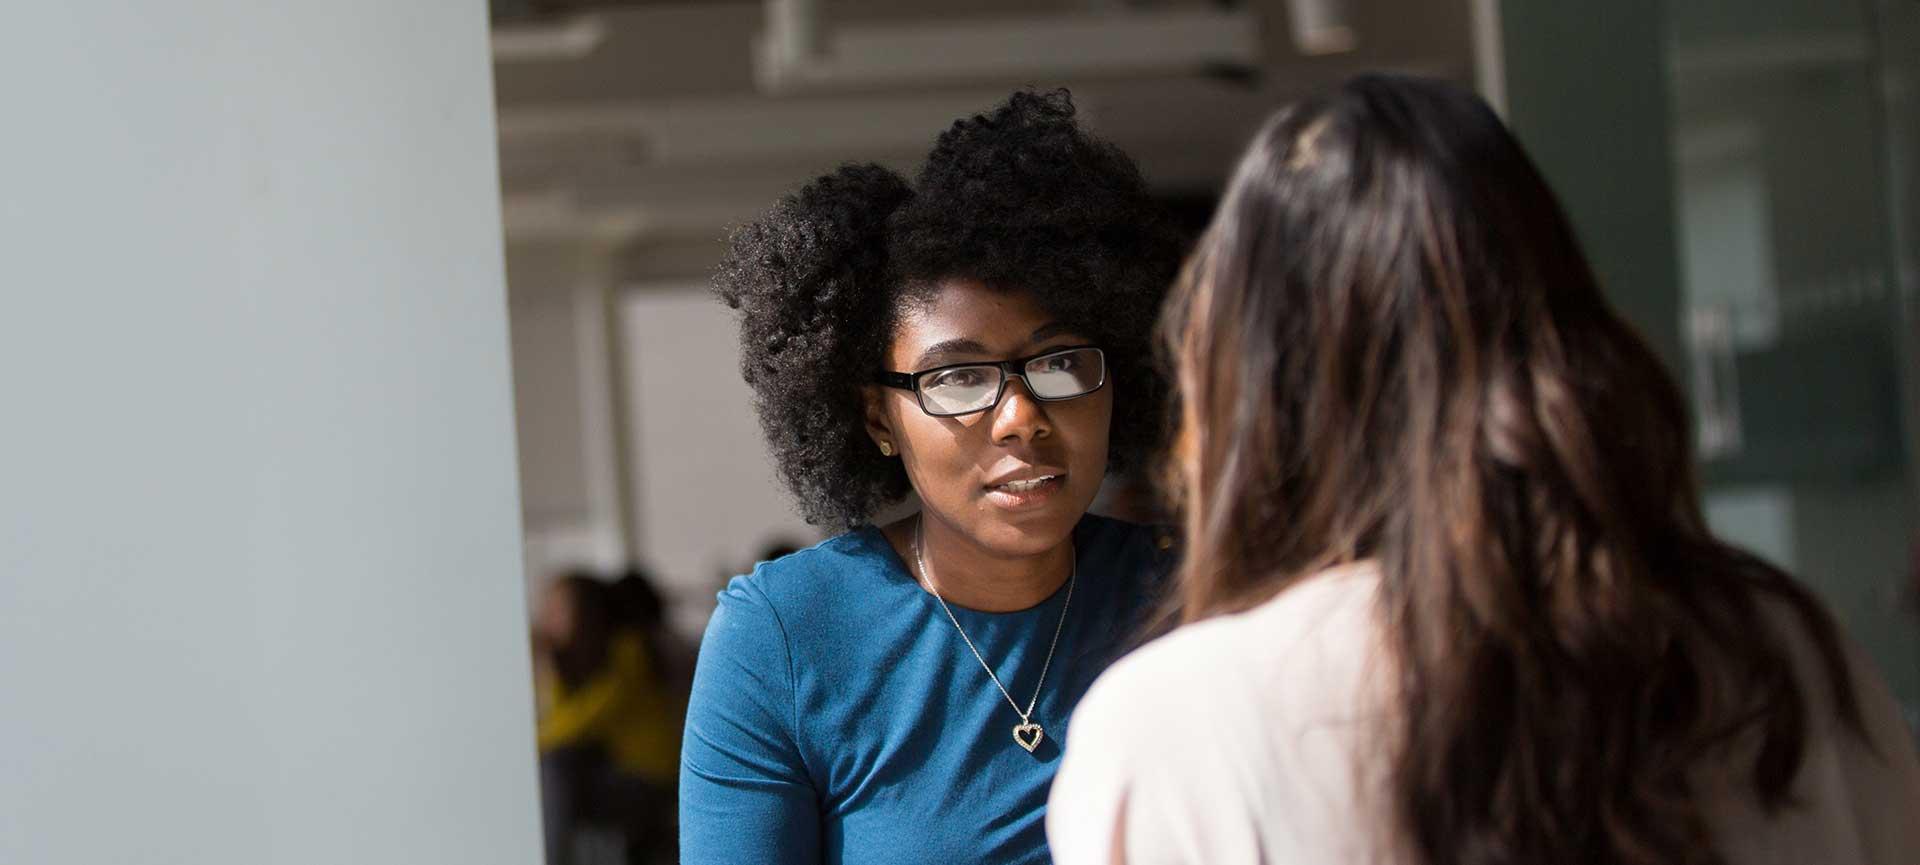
[679,514,1170,864]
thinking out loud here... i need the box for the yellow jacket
[536,631,683,784]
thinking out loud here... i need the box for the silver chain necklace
[912,515,1075,754]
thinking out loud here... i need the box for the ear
[861,385,898,455]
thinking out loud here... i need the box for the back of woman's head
[1164,73,1862,865]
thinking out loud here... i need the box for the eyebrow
[911,322,1088,370]
[913,338,991,370]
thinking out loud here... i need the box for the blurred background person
[1050,74,1920,865]
[534,569,687,865]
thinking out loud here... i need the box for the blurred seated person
[533,569,687,865]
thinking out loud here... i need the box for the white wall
[512,284,596,538]
[0,3,543,864]
[621,287,821,638]
[509,265,629,605]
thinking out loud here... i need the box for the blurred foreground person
[1050,74,1920,865]
[535,570,686,865]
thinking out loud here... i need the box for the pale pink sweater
[1050,562,1920,864]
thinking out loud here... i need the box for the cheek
[895,411,971,479]
[895,414,984,511]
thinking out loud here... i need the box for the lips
[992,475,1059,493]
[982,466,1068,510]
[983,464,1068,490]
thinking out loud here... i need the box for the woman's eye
[930,369,986,389]
[1040,354,1076,372]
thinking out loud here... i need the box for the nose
[989,375,1052,445]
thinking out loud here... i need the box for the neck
[884,513,1074,613]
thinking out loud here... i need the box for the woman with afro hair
[679,89,1184,864]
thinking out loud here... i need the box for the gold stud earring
[879,441,894,457]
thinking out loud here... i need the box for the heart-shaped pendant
[1012,722,1044,753]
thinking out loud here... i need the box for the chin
[972,499,1090,557]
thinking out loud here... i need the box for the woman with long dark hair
[1049,74,1920,865]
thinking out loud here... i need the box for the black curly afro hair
[715,89,1184,530]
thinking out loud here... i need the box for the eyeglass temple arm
[876,371,917,390]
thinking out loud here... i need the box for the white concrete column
[0,3,543,864]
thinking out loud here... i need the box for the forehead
[889,279,1072,362]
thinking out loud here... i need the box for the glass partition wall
[1666,0,1920,732]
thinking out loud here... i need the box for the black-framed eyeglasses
[878,346,1107,417]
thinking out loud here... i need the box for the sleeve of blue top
[679,578,821,864]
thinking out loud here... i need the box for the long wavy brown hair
[1161,74,1865,865]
